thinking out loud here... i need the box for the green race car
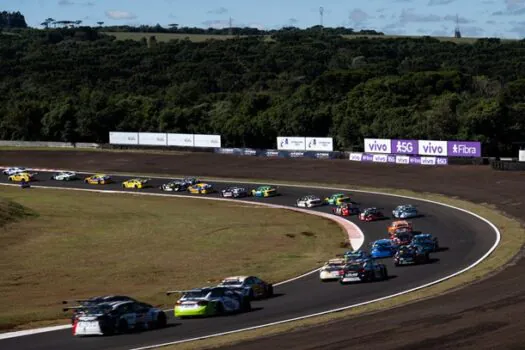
[324,193,352,205]
[251,185,278,197]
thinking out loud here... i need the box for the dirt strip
[1,150,524,349]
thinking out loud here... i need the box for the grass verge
[0,185,344,332]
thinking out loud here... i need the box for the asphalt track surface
[0,170,497,350]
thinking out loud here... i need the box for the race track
[0,170,498,350]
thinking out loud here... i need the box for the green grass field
[104,31,515,44]
[0,186,344,331]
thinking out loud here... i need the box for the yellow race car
[122,178,149,189]
[188,183,215,194]
[8,172,37,182]
[84,174,112,185]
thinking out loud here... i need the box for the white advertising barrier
[420,156,437,165]
[395,155,410,164]
[167,133,194,147]
[277,137,306,151]
[372,154,388,163]
[138,132,168,146]
[109,132,139,145]
[194,134,221,148]
[519,150,525,162]
[349,152,363,161]
[305,137,333,152]
[418,140,448,157]
[364,138,391,154]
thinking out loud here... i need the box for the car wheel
[134,185,138,189]
[241,297,252,312]
[267,284,274,298]
[215,302,224,316]
[156,311,167,328]
[97,180,101,185]
[117,319,128,333]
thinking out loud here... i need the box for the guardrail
[490,160,525,171]
[0,141,100,148]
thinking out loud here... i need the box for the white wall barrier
[109,132,139,145]
[109,132,221,148]
[277,136,333,151]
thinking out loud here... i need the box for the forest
[1,25,524,155]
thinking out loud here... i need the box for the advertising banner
[305,137,334,152]
[364,138,391,154]
[349,153,448,166]
[418,140,448,157]
[391,139,418,155]
[194,134,221,148]
[349,153,363,161]
[167,133,194,147]
[138,132,168,146]
[447,141,481,157]
[395,155,410,164]
[372,154,388,163]
[109,132,139,145]
[242,148,258,156]
[277,137,306,151]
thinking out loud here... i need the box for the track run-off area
[0,168,500,350]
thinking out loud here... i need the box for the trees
[1,26,524,154]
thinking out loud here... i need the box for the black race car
[339,259,388,283]
[394,245,430,266]
[159,181,189,192]
[220,186,249,198]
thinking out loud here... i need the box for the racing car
[411,233,440,253]
[342,250,369,262]
[394,245,430,266]
[296,195,324,208]
[159,180,189,192]
[319,258,347,281]
[188,183,215,194]
[332,203,360,216]
[122,178,149,189]
[339,259,388,283]
[84,174,112,185]
[251,185,277,197]
[8,172,37,182]
[391,231,413,247]
[392,204,419,219]
[324,193,351,206]
[221,186,249,198]
[358,207,385,222]
[370,239,397,258]
[217,276,273,299]
[63,296,167,336]
[50,171,78,181]
[387,220,413,235]
[167,286,251,318]
[181,177,199,186]
[2,167,27,175]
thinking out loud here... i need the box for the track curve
[0,170,498,350]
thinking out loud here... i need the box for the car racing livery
[84,174,112,185]
[359,207,385,222]
[339,259,388,283]
[370,239,397,258]
[167,286,251,318]
[8,171,37,182]
[64,297,167,336]
[343,250,369,262]
[392,204,419,219]
[332,203,360,216]
[319,258,347,281]
[2,167,27,175]
[221,186,249,198]
[51,171,78,181]
[251,185,277,197]
[394,245,430,266]
[296,195,323,208]
[391,231,413,247]
[159,180,189,192]
[122,178,149,189]
[181,177,199,186]
[188,183,215,194]
[388,220,413,235]
[411,233,440,253]
[324,193,351,206]
[217,276,273,299]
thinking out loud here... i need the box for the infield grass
[0,186,344,331]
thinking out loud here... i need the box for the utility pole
[228,16,232,35]
[319,6,324,31]
[454,14,461,38]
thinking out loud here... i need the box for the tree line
[0,26,524,155]
[0,11,27,28]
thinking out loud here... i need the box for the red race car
[358,207,385,222]
[332,203,360,216]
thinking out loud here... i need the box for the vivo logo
[368,141,388,152]
[349,153,363,161]
[419,141,447,156]
[421,157,436,165]
[364,139,391,154]
[127,137,136,141]
[396,156,410,164]
[372,154,387,163]
[423,143,442,154]
[452,144,475,154]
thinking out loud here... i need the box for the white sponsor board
[109,132,139,145]
[519,150,525,162]
[194,134,221,148]
[138,132,168,146]
[349,153,363,161]
[420,156,437,165]
[167,133,194,147]
[277,137,306,151]
[364,138,391,154]
[395,155,410,164]
[305,137,333,152]
[418,140,448,156]
[372,154,388,163]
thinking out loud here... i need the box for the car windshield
[183,290,208,299]
[80,303,113,315]
[344,263,362,271]
[374,242,390,249]
[345,252,362,258]
[397,234,411,240]
[221,280,242,285]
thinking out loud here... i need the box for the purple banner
[365,138,481,157]
[349,153,447,165]
[447,141,481,157]
[391,139,418,155]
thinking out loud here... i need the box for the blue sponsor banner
[214,148,340,159]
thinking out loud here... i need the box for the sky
[3,0,525,39]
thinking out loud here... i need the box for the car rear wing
[166,289,208,296]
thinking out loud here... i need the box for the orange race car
[387,220,413,236]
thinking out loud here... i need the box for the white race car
[51,171,78,181]
[296,195,324,208]
[319,258,346,281]
[2,167,27,175]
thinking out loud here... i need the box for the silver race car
[220,186,249,198]
[296,195,324,208]
[51,171,78,181]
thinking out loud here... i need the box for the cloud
[508,20,525,36]
[207,7,228,15]
[348,9,370,24]
[492,7,525,15]
[58,0,93,5]
[399,9,441,23]
[105,10,137,20]
[58,0,74,5]
[288,18,298,25]
[443,15,472,24]
[505,0,525,10]
[202,19,230,28]
[428,0,456,5]
[460,26,486,36]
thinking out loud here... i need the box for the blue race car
[411,233,440,253]
[343,250,369,262]
[370,239,397,259]
[392,205,419,219]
